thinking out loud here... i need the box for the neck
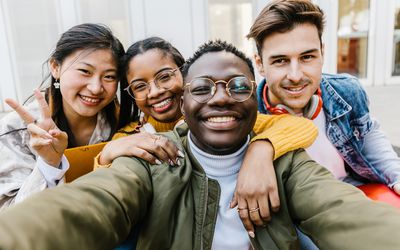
[188,131,250,156]
[63,107,98,146]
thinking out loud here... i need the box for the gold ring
[153,136,159,144]
[249,207,260,213]
[237,207,248,212]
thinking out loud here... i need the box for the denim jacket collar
[320,74,352,121]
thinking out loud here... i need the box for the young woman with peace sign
[0,23,124,210]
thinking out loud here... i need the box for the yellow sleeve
[93,121,141,170]
[112,121,140,140]
[252,113,318,160]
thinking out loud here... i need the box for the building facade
[0,0,399,112]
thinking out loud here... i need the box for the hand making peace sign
[5,89,68,167]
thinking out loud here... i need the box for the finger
[394,184,400,195]
[27,123,53,140]
[236,197,254,236]
[156,136,181,164]
[230,192,238,208]
[5,98,36,124]
[49,129,68,140]
[258,196,271,223]
[34,89,51,119]
[29,137,52,148]
[268,188,280,213]
[248,200,264,226]
[141,136,174,164]
[130,147,162,165]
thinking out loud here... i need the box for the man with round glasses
[1,41,400,250]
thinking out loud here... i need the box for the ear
[321,42,325,64]
[180,96,185,117]
[49,58,61,79]
[254,54,266,78]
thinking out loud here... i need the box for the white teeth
[207,116,235,123]
[286,86,304,92]
[153,98,172,108]
[80,95,100,103]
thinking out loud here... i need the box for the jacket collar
[320,75,352,121]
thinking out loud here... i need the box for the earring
[53,79,60,89]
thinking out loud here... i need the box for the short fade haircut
[247,0,325,57]
[182,40,255,79]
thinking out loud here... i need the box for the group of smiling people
[1,0,400,249]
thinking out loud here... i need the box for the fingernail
[176,158,181,167]
[248,231,255,238]
[155,159,162,165]
[178,150,184,158]
[168,159,174,166]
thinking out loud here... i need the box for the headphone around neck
[262,83,323,120]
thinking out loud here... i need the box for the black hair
[118,37,185,129]
[30,23,124,147]
[182,40,254,79]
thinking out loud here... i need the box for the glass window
[77,0,131,48]
[4,0,59,101]
[392,0,400,76]
[208,0,253,56]
[337,0,370,78]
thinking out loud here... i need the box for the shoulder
[321,73,369,107]
[113,121,141,139]
[322,73,366,95]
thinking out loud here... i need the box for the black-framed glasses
[124,68,180,100]
[184,76,255,103]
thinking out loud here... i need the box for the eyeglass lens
[188,76,253,103]
[127,69,177,100]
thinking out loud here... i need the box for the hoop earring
[53,79,60,89]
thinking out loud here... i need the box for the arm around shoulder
[252,114,318,159]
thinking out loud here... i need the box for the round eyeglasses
[124,68,180,100]
[184,76,255,103]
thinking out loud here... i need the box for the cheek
[135,99,147,111]
[104,82,118,95]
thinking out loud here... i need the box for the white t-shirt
[305,111,347,180]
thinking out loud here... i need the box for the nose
[147,81,165,99]
[207,83,234,106]
[286,61,303,83]
[87,77,104,95]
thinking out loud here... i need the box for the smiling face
[50,48,118,120]
[126,49,183,122]
[182,51,257,155]
[255,23,324,114]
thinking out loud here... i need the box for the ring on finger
[249,207,260,213]
[153,136,160,144]
[237,207,248,212]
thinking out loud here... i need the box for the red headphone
[262,83,323,120]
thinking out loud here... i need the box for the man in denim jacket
[249,0,400,193]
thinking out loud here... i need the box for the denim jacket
[257,73,400,187]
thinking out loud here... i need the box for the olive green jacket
[1,123,400,250]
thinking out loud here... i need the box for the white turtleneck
[188,132,251,250]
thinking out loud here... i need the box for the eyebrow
[268,48,320,60]
[194,74,246,80]
[77,62,117,72]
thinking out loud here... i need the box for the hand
[231,140,280,236]
[394,183,400,195]
[5,89,68,167]
[99,132,184,166]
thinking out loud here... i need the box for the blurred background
[0,0,399,150]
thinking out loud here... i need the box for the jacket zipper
[200,176,208,250]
